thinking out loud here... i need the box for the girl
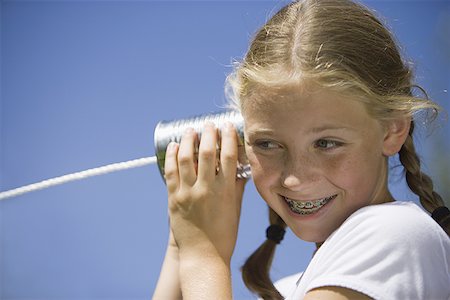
[153,0,450,299]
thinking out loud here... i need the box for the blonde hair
[225,0,448,298]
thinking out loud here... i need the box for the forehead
[242,85,374,130]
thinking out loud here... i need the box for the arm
[152,230,182,300]
[179,248,233,299]
[162,122,245,299]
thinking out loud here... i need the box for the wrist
[179,241,232,267]
[180,254,231,273]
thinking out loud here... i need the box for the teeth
[285,195,336,215]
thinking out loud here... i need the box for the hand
[164,122,246,264]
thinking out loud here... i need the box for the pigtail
[398,121,450,236]
[241,208,286,300]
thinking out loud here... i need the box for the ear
[382,117,411,156]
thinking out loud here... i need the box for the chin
[289,225,332,243]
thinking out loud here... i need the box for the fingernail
[204,121,215,129]
[184,127,194,134]
[167,142,177,152]
[224,122,234,132]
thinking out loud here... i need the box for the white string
[0,156,158,201]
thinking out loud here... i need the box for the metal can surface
[154,110,251,181]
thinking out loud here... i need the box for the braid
[241,208,286,299]
[398,121,449,235]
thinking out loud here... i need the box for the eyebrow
[310,125,354,133]
[245,128,275,136]
[246,126,353,136]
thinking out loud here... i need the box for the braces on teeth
[286,195,335,215]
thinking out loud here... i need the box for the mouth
[284,194,337,215]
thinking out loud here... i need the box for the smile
[284,194,337,215]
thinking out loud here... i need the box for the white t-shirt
[275,201,450,300]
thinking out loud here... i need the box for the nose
[282,174,303,190]
[281,155,317,191]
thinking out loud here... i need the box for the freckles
[333,153,380,195]
[322,154,351,173]
[340,156,356,172]
[247,150,281,174]
[321,154,360,187]
[248,155,281,189]
[252,163,279,182]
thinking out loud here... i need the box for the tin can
[154,110,251,181]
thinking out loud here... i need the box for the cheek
[319,154,355,185]
[331,158,361,189]
[322,148,384,196]
[246,149,280,191]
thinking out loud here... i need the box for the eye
[314,139,342,150]
[253,140,281,150]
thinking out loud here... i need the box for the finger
[177,128,198,186]
[218,122,239,181]
[164,142,180,193]
[197,122,218,182]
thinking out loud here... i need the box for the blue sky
[1,1,449,299]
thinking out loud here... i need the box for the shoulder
[298,201,450,300]
[336,201,446,242]
[322,201,450,266]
